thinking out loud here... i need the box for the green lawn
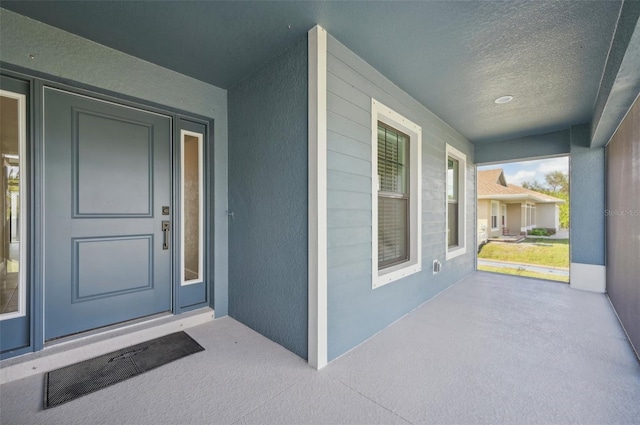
[478,265,569,283]
[478,238,569,268]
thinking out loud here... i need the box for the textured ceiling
[0,1,622,144]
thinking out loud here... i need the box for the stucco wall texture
[570,124,606,266]
[228,37,308,359]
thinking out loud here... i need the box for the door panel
[75,111,153,216]
[44,88,171,340]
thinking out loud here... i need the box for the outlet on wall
[432,259,442,274]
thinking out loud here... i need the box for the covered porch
[2,272,638,425]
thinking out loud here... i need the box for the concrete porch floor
[1,272,639,425]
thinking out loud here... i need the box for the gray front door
[44,88,172,340]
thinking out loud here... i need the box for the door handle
[162,221,170,250]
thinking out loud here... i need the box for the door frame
[0,67,214,358]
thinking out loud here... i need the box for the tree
[545,170,569,194]
[557,192,570,229]
[521,180,546,192]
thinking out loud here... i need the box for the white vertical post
[308,25,328,369]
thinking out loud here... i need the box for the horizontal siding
[328,243,372,268]
[327,111,369,144]
[326,34,476,361]
[328,259,372,287]
[327,170,370,193]
[328,209,371,229]
[327,72,371,108]
[327,151,370,177]
[328,92,370,127]
[328,131,370,159]
[328,227,371,248]
[327,191,371,210]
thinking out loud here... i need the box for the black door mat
[44,331,204,409]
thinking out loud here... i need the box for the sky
[478,156,569,187]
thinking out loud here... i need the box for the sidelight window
[0,90,27,319]
[181,130,203,285]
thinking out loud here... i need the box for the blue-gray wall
[326,35,476,361]
[0,9,229,315]
[228,37,308,359]
[474,130,570,165]
[570,124,606,265]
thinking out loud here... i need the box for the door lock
[162,221,170,250]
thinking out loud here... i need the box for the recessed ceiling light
[494,95,514,104]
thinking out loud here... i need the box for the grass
[478,238,569,268]
[478,265,569,283]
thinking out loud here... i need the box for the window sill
[446,246,467,260]
[373,261,421,289]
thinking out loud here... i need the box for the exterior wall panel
[228,37,308,359]
[536,204,558,230]
[507,204,522,235]
[570,142,606,265]
[326,35,475,360]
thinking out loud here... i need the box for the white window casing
[446,144,467,260]
[371,99,422,288]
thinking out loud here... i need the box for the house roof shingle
[477,169,565,203]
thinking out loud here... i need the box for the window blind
[378,123,409,268]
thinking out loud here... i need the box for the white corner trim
[371,99,422,289]
[570,263,606,293]
[308,25,328,370]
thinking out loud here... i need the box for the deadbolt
[162,206,170,215]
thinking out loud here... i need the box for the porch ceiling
[0,1,627,144]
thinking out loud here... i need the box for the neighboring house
[0,3,638,369]
[477,169,565,239]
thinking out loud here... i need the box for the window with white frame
[491,201,499,230]
[372,99,421,288]
[445,144,467,259]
